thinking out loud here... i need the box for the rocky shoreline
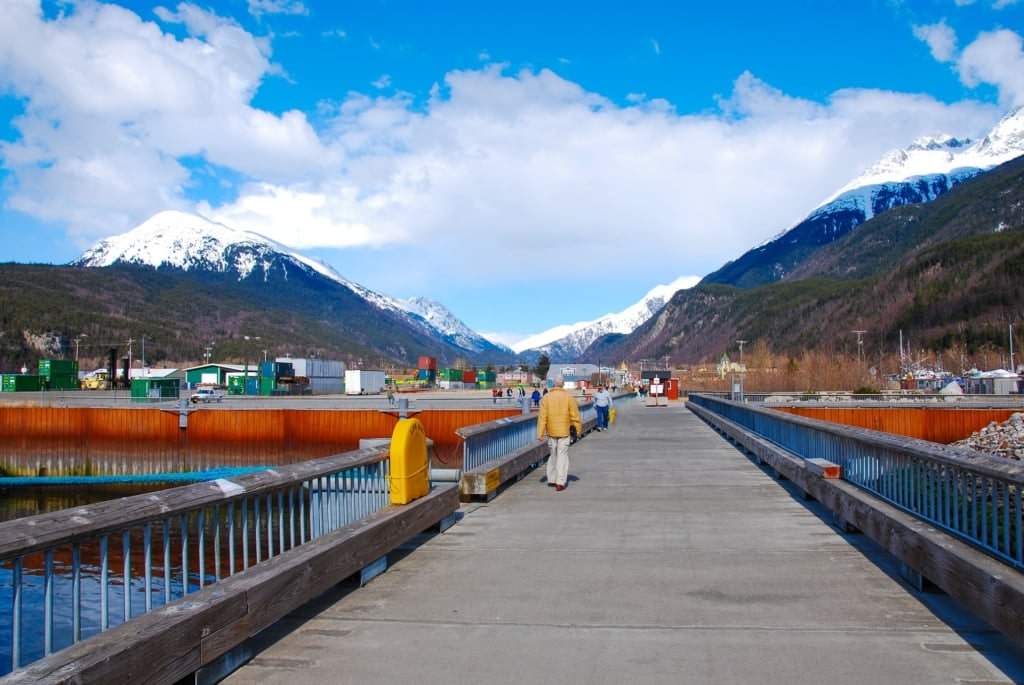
[951,412,1024,461]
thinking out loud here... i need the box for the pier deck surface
[221,400,1024,685]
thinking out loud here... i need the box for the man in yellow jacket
[537,376,583,491]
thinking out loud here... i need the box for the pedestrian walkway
[221,402,1024,685]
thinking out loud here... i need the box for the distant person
[386,385,395,407]
[531,388,541,408]
[536,376,582,492]
[593,384,613,431]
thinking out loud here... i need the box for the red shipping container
[418,356,437,371]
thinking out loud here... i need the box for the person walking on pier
[537,376,582,492]
[593,384,613,431]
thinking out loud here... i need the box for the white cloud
[957,29,1024,107]
[913,21,958,63]
[915,21,1024,109]
[0,0,1021,297]
[248,0,309,19]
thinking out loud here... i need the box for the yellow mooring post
[389,417,430,505]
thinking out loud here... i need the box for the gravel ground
[951,412,1024,460]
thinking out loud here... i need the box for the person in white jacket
[593,385,613,431]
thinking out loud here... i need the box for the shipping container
[308,358,343,378]
[418,356,437,371]
[344,369,386,395]
[308,376,345,395]
[275,357,305,377]
[130,378,180,401]
[45,375,80,390]
[2,374,43,392]
[38,359,78,378]
[463,369,477,384]
[225,373,257,395]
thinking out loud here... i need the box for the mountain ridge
[703,106,1024,290]
[2,108,1023,372]
[73,210,510,360]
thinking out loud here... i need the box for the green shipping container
[260,378,276,396]
[46,374,80,390]
[2,374,43,392]
[437,368,462,381]
[131,378,181,400]
[38,359,78,378]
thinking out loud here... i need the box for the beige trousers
[547,435,571,486]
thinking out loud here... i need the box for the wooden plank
[689,402,1024,649]
[805,458,841,479]
[1,485,459,684]
[460,441,549,500]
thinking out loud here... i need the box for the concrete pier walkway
[221,400,1024,685]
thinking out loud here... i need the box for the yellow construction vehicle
[80,370,108,389]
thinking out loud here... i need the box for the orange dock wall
[0,407,522,475]
[774,406,1021,444]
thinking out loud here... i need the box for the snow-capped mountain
[400,296,512,354]
[513,276,700,361]
[73,210,507,357]
[702,106,1024,289]
[810,106,1024,225]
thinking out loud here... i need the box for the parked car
[190,388,225,404]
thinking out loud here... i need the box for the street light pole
[74,333,87,362]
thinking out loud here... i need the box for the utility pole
[736,340,747,367]
[852,330,866,363]
[74,333,87,362]
[1010,323,1016,372]
[126,337,134,380]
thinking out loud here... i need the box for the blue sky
[1,0,1023,347]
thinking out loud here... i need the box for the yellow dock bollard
[389,417,430,505]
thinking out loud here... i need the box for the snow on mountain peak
[806,108,1024,222]
[975,105,1024,158]
[72,210,505,356]
[511,275,699,356]
[74,209,349,285]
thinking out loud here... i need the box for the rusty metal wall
[0,407,521,476]
[774,406,1020,444]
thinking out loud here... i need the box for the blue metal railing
[457,398,599,472]
[0,448,391,674]
[689,394,1024,570]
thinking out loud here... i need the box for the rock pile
[951,412,1024,461]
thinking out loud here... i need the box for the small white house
[965,369,1022,395]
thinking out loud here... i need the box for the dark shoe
[555,484,565,491]
[547,482,556,487]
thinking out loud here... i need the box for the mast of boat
[1010,323,1016,372]
[899,329,905,375]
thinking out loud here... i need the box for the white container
[345,369,386,394]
